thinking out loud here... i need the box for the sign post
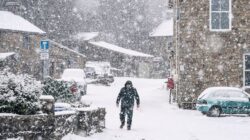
[40,40,49,80]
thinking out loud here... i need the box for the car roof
[205,87,242,91]
[198,87,242,99]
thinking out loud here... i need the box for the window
[210,0,231,31]
[244,54,250,87]
[23,34,31,48]
[208,90,248,101]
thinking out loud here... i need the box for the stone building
[149,18,174,78]
[170,0,250,107]
[86,41,154,78]
[0,10,46,79]
[48,40,86,79]
[0,11,86,80]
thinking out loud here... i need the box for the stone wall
[0,108,106,140]
[50,112,78,140]
[172,0,250,105]
[0,96,106,139]
[0,114,54,139]
[76,108,106,136]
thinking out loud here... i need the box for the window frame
[209,0,232,32]
[23,34,31,49]
[243,53,250,88]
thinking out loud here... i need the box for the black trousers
[120,106,133,127]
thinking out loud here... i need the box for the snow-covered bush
[0,70,42,115]
[42,77,79,103]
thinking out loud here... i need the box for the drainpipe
[174,0,179,103]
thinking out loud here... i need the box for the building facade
[150,18,173,78]
[0,31,44,78]
[48,40,86,79]
[0,11,86,80]
[171,0,250,106]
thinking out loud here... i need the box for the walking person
[116,80,140,130]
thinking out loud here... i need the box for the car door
[240,92,250,114]
[212,90,234,114]
[227,90,249,114]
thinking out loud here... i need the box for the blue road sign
[40,41,49,50]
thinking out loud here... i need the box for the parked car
[60,69,87,96]
[84,61,114,85]
[96,74,114,86]
[84,67,96,79]
[196,87,250,117]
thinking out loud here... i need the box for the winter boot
[127,126,131,130]
[120,122,125,129]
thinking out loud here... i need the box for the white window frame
[243,54,250,88]
[209,0,232,32]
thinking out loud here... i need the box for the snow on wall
[0,11,45,34]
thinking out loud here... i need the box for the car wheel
[80,91,84,96]
[207,106,221,117]
[201,112,206,115]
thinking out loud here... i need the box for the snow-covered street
[63,77,250,140]
[1,0,250,139]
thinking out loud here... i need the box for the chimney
[4,0,21,14]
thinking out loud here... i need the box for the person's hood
[125,80,133,87]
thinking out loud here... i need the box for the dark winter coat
[116,81,140,108]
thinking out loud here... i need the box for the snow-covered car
[84,61,114,85]
[96,74,114,85]
[84,67,96,79]
[60,69,87,96]
[196,87,250,117]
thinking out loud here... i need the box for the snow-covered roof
[0,11,45,34]
[73,32,99,41]
[89,41,154,58]
[0,52,15,60]
[48,39,86,58]
[149,18,173,37]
